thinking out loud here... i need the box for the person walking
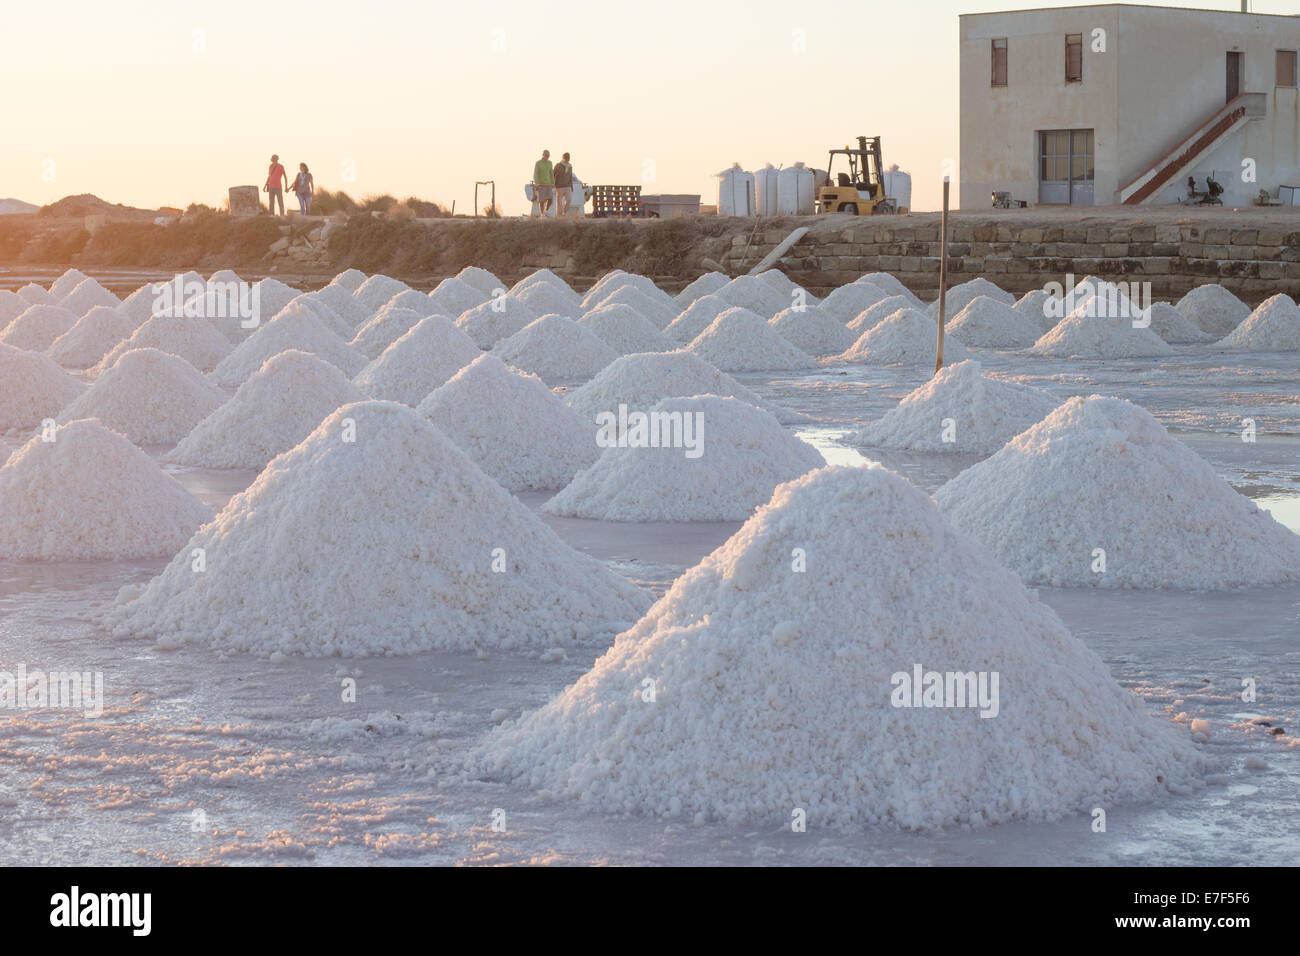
[265,154,289,216]
[292,163,314,215]
[553,152,574,217]
[532,149,554,217]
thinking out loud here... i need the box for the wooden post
[935,176,950,375]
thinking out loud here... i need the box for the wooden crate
[591,185,642,218]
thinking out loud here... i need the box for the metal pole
[935,176,950,375]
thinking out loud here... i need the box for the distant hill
[0,198,39,215]
[37,194,158,221]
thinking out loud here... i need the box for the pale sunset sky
[1,0,1289,215]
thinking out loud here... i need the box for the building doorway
[1226,51,1242,102]
[1038,129,1094,204]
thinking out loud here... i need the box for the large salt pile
[454,266,504,298]
[0,419,211,560]
[417,355,600,491]
[1146,302,1214,345]
[480,465,1201,828]
[456,297,542,349]
[207,269,242,287]
[328,268,368,293]
[253,278,301,319]
[947,296,1044,348]
[936,396,1300,588]
[1013,289,1058,331]
[0,342,86,430]
[210,309,365,387]
[175,286,261,343]
[581,271,658,310]
[848,359,1058,454]
[673,271,729,307]
[167,350,366,470]
[352,274,411,313]
[118,284,161,326]
[580,304,676,354]
[511,268,575,299]
[768,305,856,356]
[664,294,730,344]
[17,283,52,305]
[428,276,490,316]
[1029,294,1173,359]
[106,401,650,656]
[838,308,968,364]
[381,289,439,318]
[565,350,801,424]
[46,305,136,368]
[49,269,90,301]
[513,281,581,318]
[306,284,372,332]
[928,277,1014,321]
[1,304,80,352]
[687,307,817,372]
[715,274,791,318]
[278,295,354,341]
[95,310,233,373]
[819,282,889,323]
[59,278,121,317]
[492,315,617,384]
[1215,293,1300,351]
[545,396,824,521]
[587,285,677,330]
[856,272,921,305]
[1176,284,1250,337]
[0,290,29,325]
[846,295,913,334]
[350,305,431,359]
[758,269,818,306]
[353,315,481,405]
[59,348,226,444]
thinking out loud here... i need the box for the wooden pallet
[591,185,642,217]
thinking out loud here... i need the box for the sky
[0,0,1291,215]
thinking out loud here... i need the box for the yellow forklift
[817,135,898,215]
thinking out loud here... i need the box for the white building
[959,4,1300,207]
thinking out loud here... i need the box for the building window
[1278,50,1298,87]
[992,38,1008,86]
[1066,33,1083,82]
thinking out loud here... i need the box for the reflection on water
[1256,494,1300,534]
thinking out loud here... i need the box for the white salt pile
[947,296,1044,349]
[1013,289,1059,331]
[117,284,160,326]
[58,279,121,317]
[928,277,1014,321]
[2,304,80,352]
[819,282,889,323]
[480,464,1202,828]
[664,294,730,344]
[673,271,729,307]
[254,278,302,320]
[306,284,372,332]
[1029,294,1173,359]
[846,295,913,334]
[352,274,412,313]
[455,297,542,349]
[580,304,676,354]
[107,400,649,656]
[17,283,52,305]
[49,269,90,300]
[417,355,600,491]
[382,289,438,317]
[175,287,260,344]
[687,307,817,372]
[59,348,226,445]
[513,281,581,318]
[167,350,367,470]
[353,315,481,406]
[581,271,660,310]
[207,269,242,287]
[455,266,504,298]
[856,272,919,304]
[1176,284,1250,336]
[46,305,136,368]
[848,359,1058,454]
[278,295,354,341]
[0,419,211,560]
[428,276,490,316]
[328,268,368,293]
[839,308,968,364]
[491,315,617,384]
[1215,293,1300,351]
[544,395,824,522]
[210,309,365,387]
[587,285,677,330]
[768,305,856,356]
[715,274,791,318]
[350,305,429,359]
[936,395,1300,588]
[511,268,574,298]
[758,269,818,306]
[0,289,28,325]
[0,342,86,429]
[96,311,233,374]
[565,350,802,424]
[1147,302,1214,345]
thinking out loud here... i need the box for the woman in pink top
[265,154,289,216]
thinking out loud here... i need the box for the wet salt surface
[0,350,1297,865]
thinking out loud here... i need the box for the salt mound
[428,276,489,316]
[454,266,504,298]
[839,308,968,364]
[715,274,790,318]
[947,296,1044,348]
[417,355,600,491]
[768,305,856,355]
[207,269,242,286]
[352,274,412,313]
[2,304,80,351]
[687,307,817,372]
[937,395,1300,587]
[353,315,481,406]
[492,315,617,384]
[253,278,301,320]
[588,285,677,330]
[757,269,818,305]
[481,465,1201,828]
[846,295,913,334]
[1013,289,1058,330]
[167,350,367,469]
[664,294,731,344]
[59,348,225,444]
[581,271,661,310]
[1215,294,1300,351]
[118,285,160,325]
[673,271,729,307]
[1147,302,1214,344]
[511,268,574,297]
[49,269,90,300]
[0,419,211,560]
[545,395,824,521]
[512,281,581,318]
[350,305,429,358]
[565,350,802,424]
[928,277,1014,321]
[210,310,365,387]
[580,304,676,354]
[174,286,261,343]
[455,297,541,349]
[1176,284,1250,336]
[96,311,233,373]
[849,359,1058,454]
[819,282,888,322]
[328,268,368,292]
[279,295,354,341]
[106,400,649,656]
[47,305,136,368]
[306,284,372,331]
[856,272,918,303]
[1029,294,1173,359]
[0,290,28,325]
[17,283,52,305]
[381,289,437,317]
[0,342,86,429]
